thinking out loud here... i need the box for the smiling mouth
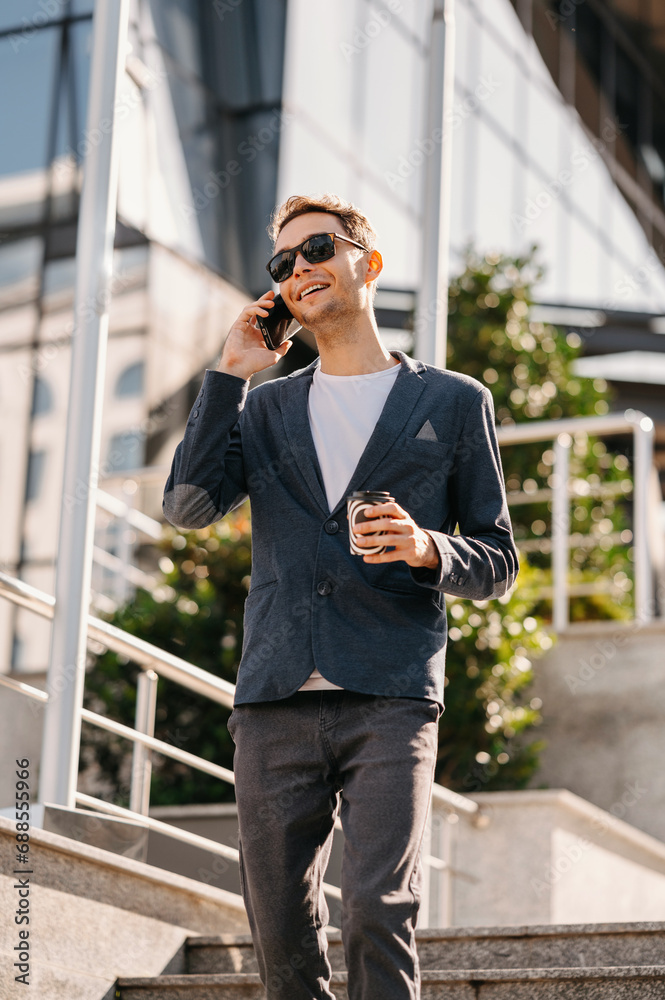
[298,283,329,301]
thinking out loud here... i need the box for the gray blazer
[163,350,518,706]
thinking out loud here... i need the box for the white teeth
[300,284,327,299]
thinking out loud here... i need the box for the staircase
[117,922,665,998]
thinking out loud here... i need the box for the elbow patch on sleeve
[163,483,223,529]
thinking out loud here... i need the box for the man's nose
[293,251,312,276]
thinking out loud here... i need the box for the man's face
[274,212,373,330]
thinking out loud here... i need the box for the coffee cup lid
[347,491,394,500]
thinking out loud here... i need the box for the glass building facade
[0,0,287,671]
[277,0,665,309]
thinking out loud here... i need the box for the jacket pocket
[405,436,455,462]
[246,579,278,597]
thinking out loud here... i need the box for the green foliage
[448,246,605,423]
[434,245,634,793]
[437,562,549,792]
[448,246,633,620]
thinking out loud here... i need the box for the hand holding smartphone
[216,291,297,380]
[256,293,301,351]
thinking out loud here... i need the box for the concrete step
[185,922,665,974]
[117,965,665,999]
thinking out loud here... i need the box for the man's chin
[297,299,344,333]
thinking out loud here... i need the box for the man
[163,194,518,1000]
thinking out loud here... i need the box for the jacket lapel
[331,352,427,515]
[280,351,428,517]
[280,359,330,516]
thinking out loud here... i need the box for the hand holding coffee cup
[347,491,395,555]
[348,493,441,570]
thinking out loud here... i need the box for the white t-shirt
[298,358,401,691]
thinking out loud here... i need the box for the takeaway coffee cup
[347,491,395,556]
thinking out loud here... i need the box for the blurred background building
[1,0,665,674]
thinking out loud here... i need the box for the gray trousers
[227,690,441,1000]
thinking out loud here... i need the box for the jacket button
[317,581,332,596]
[325,520,339,534]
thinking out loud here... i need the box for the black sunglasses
[266,232,368,283]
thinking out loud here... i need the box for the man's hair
[268,193,377,252]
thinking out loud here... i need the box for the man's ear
[366,249,383,282]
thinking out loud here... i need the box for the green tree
[447,245,633,622]
[433,246,633,793]
[436,561,550,793]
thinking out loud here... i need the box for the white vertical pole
[552,433,571,633]
[116,507,133,606]
[441,814,455,928]
[632,416,654,623]
[420,803,433,928]
[130,669,158,816]
[39,0,131,809]
[414,0,456,369]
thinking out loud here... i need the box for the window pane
[0,238,42,290]
[25,450,46,502]
[615,47,640,148]
[31,377,53,416]
[115,362,144,398]
[70,19,93,162]
[475,121,515,251]
[0,28,59,176]
[149,0,202,79]
[0,3,63,31]
[575,4,602,83]
[43,257,76,296]
[480,26,517,138]
[107,431,146,473]
[200,0,286,106]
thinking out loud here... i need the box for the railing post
[440,812,455,928]
[414,0,456,368]
[116,506,132,606]
[38,0,131,809]
[130,669,158,816]
[552,433,571,632]
[420,803,433,927]
[632,415,655,623]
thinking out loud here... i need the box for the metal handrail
[496,409,656,629]
[0,571,234,708]
[0,569,474,918]
[431,781,478,815]
[96,488,162,540]
[1,406,659,919]
[2,406,658,919]
[0,666,343,897]
[0,569,477,813]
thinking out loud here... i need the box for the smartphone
[256,294,301,351]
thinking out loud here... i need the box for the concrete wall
[147,803,346,928]
[0,676,45,811]
[150,790,665,932]
[449,789,665,928]
[0,816,248,1000]
[528,619,665,842]
[3,787,665,994]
